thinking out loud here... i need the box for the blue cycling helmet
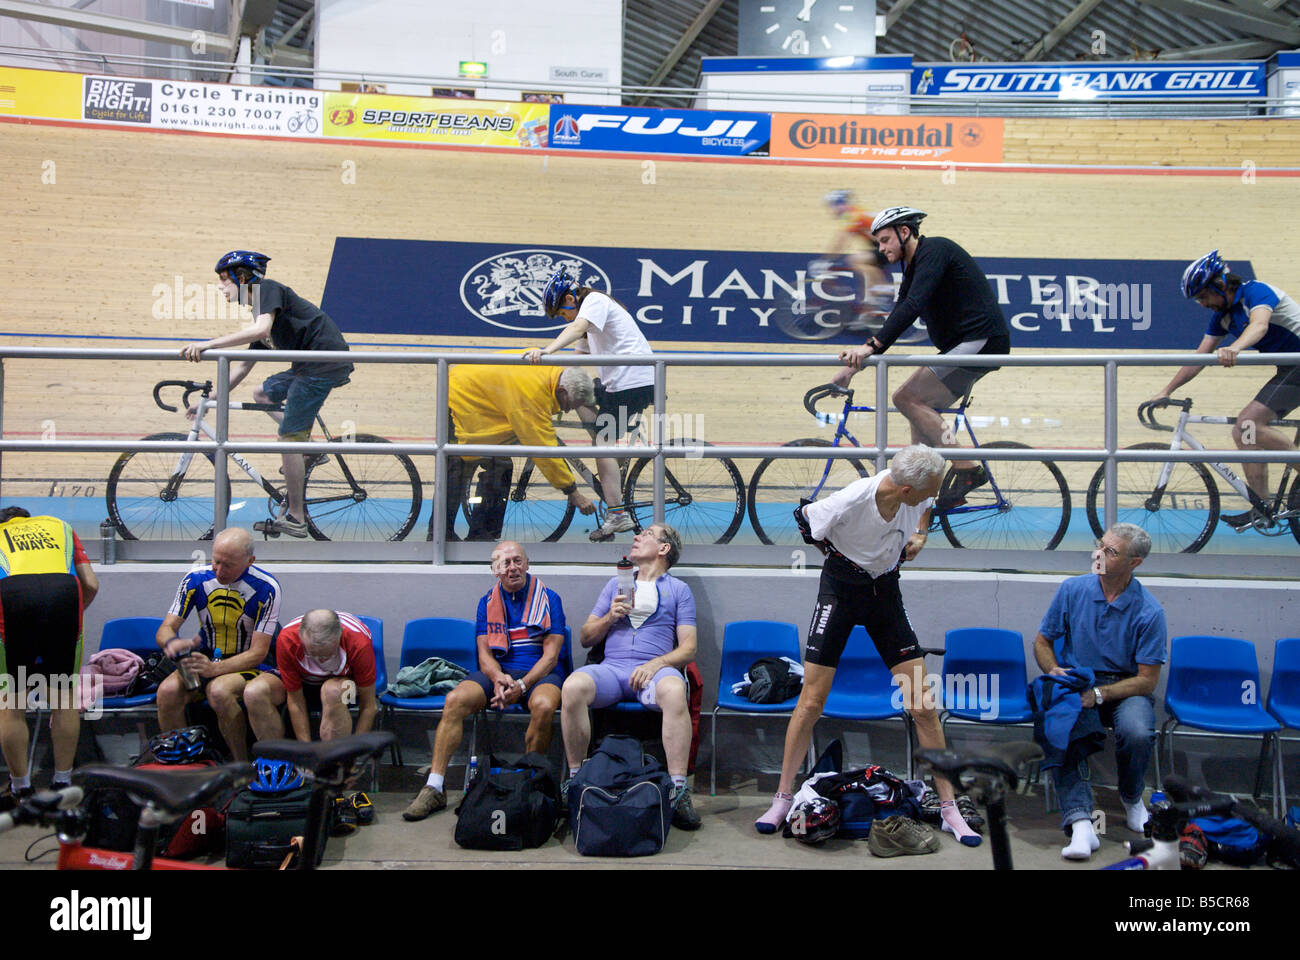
[249,758,304,794]
[149,726,209,765]
[825,189,853,211]
[215,250,271,283]
[1181,250,1228,299]
[542,267,578,318]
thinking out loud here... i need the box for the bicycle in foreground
[0,732,395,870]
[105,380,423,542]
[1085,397,1300,553]
[747,383,1072,550]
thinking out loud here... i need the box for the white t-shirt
[577,291,654,392]
[803,470,932,577]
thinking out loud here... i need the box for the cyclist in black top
[834,207,1011,508]
[180,251,354,538]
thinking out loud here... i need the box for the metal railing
[3,344,1300,575]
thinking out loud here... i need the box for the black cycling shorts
[1254,365,1300,418]
[803,562,921,671]
[586,380,655,440]
[0,573,83,677]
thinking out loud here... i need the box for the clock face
[738,0,877,57]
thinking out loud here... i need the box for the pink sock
[940,800,982,847]
[755,792,794,834]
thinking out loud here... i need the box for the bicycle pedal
[252,520,282,539]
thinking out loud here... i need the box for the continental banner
[0,66,81,121]
[771,113,1003,163]
[323,92,549,147]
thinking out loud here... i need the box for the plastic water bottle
[172,643,201,692]
[468,755,479,783]
[616,556,635,602]
[99,520,117,565]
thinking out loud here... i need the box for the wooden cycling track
[1,118,1298,523]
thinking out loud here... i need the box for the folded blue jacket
[1030,667,1105,771]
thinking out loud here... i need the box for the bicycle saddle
[253,731,396,778]
[74,762,252,814]
[915,741,1044,791]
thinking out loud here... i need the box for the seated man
[1033,522,1167,861]
[269,609,378,742]
[560,524,701,830]
[403,540,566,820]
[155,527,282,761]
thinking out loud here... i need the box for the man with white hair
[755,445,982,847]
[264,609,378,743]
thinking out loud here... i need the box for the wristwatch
[1093,686,1104,706]
[517,678,528,696]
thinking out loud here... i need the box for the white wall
[316,0,623,104]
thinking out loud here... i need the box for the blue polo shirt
[1039,574,1167,676]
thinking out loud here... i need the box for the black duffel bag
[568,734,674,857]
[453,751,558,851]
[225,782,331,869]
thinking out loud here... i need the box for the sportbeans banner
[770,113,1003,162]
[321,237,1247,349]
[322,92,549,147]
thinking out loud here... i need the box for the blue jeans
[1052,694,1156,832]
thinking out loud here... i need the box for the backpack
[453,751,558,851]
[82,759,230,860]
[568,734,674,857]
[745,657,803,704]
[123,652,176,698]
[1191,814,1269,866]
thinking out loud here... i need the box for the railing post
[214,356,230,535]
[653,359,666,525]
[874,356,889,472]
[432,358,449,565]
[1104,359,1117,529]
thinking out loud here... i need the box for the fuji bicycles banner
[546,104,770,156]
[911,61,1266,99]
[322,238,1252,349]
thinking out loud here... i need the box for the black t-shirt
[875,235,1009,353]
[248,279,353,378]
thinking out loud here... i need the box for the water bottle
[468,755,479,783]
[616,556,636,602]
[172,641,201,692]
[99,520,117,565]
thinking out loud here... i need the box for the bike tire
[770,293,851,341]
[105,432,229,541]
[623,440,746,544]
[460,441,577,543]
[302,434,422,541]
[1289,472,1300,547]
[747,439,871,545]
[938,440,1071,550]
[1084,442,1219,554]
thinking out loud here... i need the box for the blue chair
[96,617,166,713]
[1265,637,1299,812]
[940,627,1034,730]
[709,620,803,795]
[379,617,478,767]
[1157,635,1285,817]
[355,616,388,696]
[820,625,915,777]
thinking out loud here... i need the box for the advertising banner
[770,113,1002,162]
[912,61,1267,99]
[323,92,549,147]
[80,75,324,136]
[546,104,771,156]
[322,238,1237,350]
[0,66,81,121]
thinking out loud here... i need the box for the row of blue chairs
[710,622,1298,816]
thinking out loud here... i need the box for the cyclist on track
[523,267,655,541]
[819,189,895,326]
[834,206,1011,509]
[1150,250,1300,531]
[180,251,354,539]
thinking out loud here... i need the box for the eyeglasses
[1094,539,1125,561]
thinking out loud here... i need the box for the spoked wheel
[302,435,422,541]
[1086,442,1219,554]
[105,432,229,541]
[461,451,576,543]
[938,441,1071,550]
[747,439,871,545]
[623,440,746,544]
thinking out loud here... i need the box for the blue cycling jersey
[1205,280,1300,353]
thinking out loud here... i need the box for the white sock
[1124,798,1149,833]
[1062,819,1100,860]
[426,773,445,792]
[568,766,580,778]
[671,775,687,790]
[52,769,73,786]
[9,775,30,791]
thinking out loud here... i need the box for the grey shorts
[927,335,1009,399]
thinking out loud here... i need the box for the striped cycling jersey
[1205,280,1300,353]
[168,564,281,659]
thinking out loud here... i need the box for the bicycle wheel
[302,434,422,541]
[1086,442,1219,554]
[1289,473,1300,547]
[461,452,577,543]
[939,441,1071,550]
[747,439,871,545]
[623,440,746,544]
[105,432,229,541]
[770,293,851,341]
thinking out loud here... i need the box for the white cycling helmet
[871,206,927,235]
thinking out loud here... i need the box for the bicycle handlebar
[1137,397,1191,432]
[0,785,84,834]
[153,380,211,413]
[803,383,851,418]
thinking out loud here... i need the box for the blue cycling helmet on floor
[1181,250,1228,299]
[542,267,578,318]
[215,250,271,282]
[149,726,209,765]
[250,758,304,794]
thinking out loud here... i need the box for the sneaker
[956,794,986,834]
[254,515,310,538]
[589,509,636,542]
[935,466,989,511]
[1221,507,1273,532]
[331,795,359,836]
[917,787,943,825]
[867,815,940,857]
[401,785,446,821]
[350,791,375,826]
[670,784,702,831]
[0,785,33,813]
